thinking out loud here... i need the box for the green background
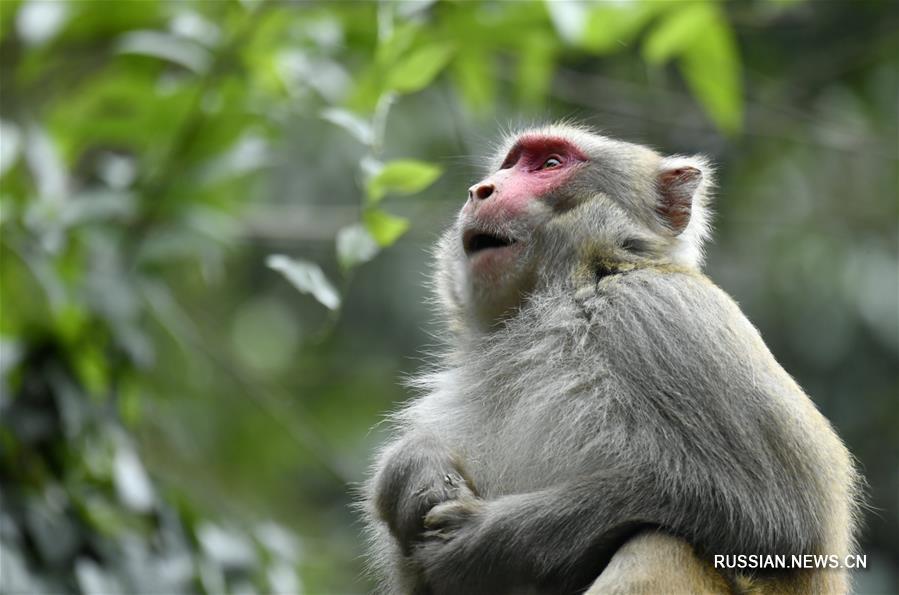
[0,1,896,593]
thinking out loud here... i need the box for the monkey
[362,123,861,595]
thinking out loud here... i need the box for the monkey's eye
[539,156,563,170]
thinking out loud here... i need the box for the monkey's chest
[430,368,619,497]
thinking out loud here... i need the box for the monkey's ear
[655,165,703,235]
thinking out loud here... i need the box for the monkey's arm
[416,442,816,595]
[370,431,477,552]
[415,462,769,594]
[366,431,477,593]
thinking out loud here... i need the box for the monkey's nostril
[474,184,495,200]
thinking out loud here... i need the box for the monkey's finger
[441,472,479,500]
[420,528,454,542]
[423,499,480,530]
[442,472,461,487]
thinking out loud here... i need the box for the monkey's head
[436,123,715,333]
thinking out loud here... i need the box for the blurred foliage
[0,1,896,594]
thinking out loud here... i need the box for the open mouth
[463,230,518,256]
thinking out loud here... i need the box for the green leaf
[0,2,24,44]
[76,559,125,594]
[451,48,496,112]
[195,135,272,185]
[366,159,442,204]
[376,22,421,70]
[642,4,743,134]
[363,209,409,247]
[61,190,137,227]
[73,344,108,396]
[642,3,712,65]
[197,523,258,568]
[582,3,657,54]
[387,42,455,94]
[118,378,142,427]
[112,438,156,512]
[23,123,67,200]
[346,68,383,114]
[0,119,21,176]
[266,255,340,310]
[116,30,212,73]
[47,66,195,158]
[545,1,590,45]
[320,108,374,145]
[336,224,380,271]
[517,33,556,106]
[678,5,742,135]
[679,26,743,135]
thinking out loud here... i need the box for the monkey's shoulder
[585,267,743,323]
[576,266,778,367]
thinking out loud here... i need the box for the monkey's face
[440,131,599,329]
[437,124,712,332]
[461,135,588,276]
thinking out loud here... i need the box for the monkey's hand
[414,496,511,595]
[373,436,477,555]
[421,491,486,539]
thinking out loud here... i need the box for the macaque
[363,123,860,594]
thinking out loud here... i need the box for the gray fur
[362,125,860,594]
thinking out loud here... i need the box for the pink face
[461,135,588,276]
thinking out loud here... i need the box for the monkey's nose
[469,183,495,201]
